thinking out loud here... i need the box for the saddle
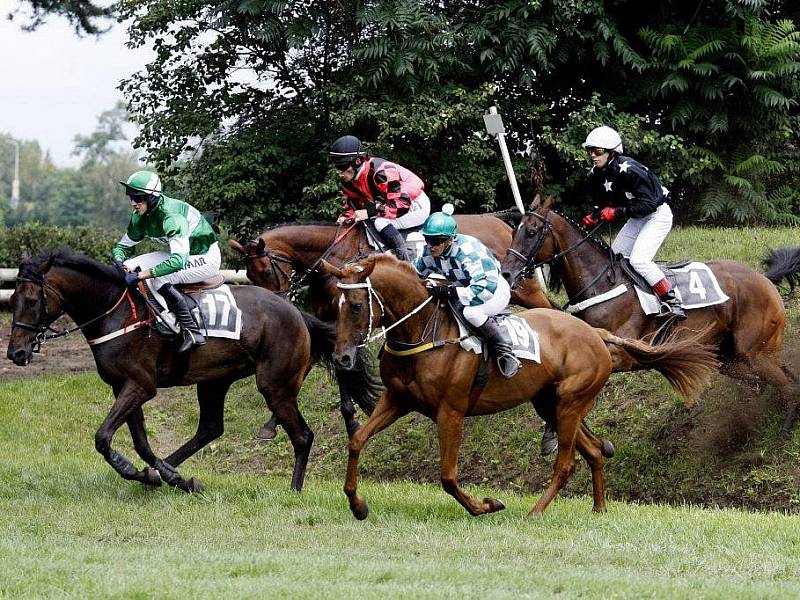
[363,221,425,261]
[176,274,225,295]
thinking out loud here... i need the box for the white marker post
[483,106,546,291]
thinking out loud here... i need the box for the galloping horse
[324,254,717,518]
[6,249,379,492]
[230,216,552,440]
[229,215,552,321]
[501,197,799,434]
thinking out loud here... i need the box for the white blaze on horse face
[338,293,346,310]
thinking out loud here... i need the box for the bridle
[505,209,619,311]
[12,273,147,352]
[245,222,359,299]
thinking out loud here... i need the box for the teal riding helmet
[422,210,457,238]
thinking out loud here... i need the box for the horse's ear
[529,194,542,211]
[256,238,266,253]
[228,240,245,255]
[320,259,345,279]
[543,196,554,210]
[360,255,378,278]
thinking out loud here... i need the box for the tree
[119,0,800,231]
[5,0,113,35]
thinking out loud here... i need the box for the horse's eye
[351,302,363,314]
[526,228,538,238]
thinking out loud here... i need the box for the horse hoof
[186,478,205,493]
[601,439,615,458]
[351,502,369,521]
[142,467,162,487]
[484,497,505,513]
[256,426,278,441]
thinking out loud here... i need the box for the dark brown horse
[229,216,552,321]
[6,249,379,492]
[501,196,799,434]
[323,254,717,518]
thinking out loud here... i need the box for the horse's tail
[763,246,800,290]
[593,325,719,402]
[301,312,381,415]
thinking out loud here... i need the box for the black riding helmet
[329,135,365,170]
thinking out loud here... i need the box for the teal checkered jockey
[414,233,501,306]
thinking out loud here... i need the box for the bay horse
[323,254,717,518]
[6,249,380,493]
[501,196,799,435]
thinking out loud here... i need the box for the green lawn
[1,370,800,598]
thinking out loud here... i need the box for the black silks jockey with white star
[580,126,686,320]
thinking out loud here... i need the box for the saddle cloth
[453,312,541,364]
[146,282,243,340]
[364,224,426,261]
[632,262,730,315]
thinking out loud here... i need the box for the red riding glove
[599,206,619,222]
[582,213,599,228]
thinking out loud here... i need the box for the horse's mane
[20,248,123,284]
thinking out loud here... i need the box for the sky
[0,2,152,166]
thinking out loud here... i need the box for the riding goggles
[127,192,150,203]
[585,147,608,157]
[424,235,452,247]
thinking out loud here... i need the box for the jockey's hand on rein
[582,213,599,228]
[428,284,457,302]
[599,206,621,222]
[124,272,141,288]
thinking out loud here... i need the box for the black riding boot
[159,283,206,353]
[658,288,687,320]
[476,319,521,378]
[380,224,412,261]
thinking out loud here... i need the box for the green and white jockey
[112,170,220,353]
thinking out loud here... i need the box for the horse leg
[126,408,163,487]
[437,403,505,516]
[510,278,552,309]
[574,425,606,512]
[344,390,406,520]
[157,379,232,493]
[94,382,156,485]
[256,414,280,440]
[258,373,314,492]
[338,378,360,438]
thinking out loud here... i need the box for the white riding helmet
[583,126,623,153]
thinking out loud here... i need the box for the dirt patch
[0,313,96,380]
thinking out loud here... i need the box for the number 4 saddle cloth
[453,311,541,364]
[146,282,243,341]
[631,261,730,316]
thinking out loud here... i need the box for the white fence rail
[0,269,250,305]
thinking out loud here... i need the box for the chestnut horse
[6,249,379,493]
[323,254,717,518]
[501,197,799,434]
[229,216,552,321]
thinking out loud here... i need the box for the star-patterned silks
[586,154,671,220]
[619,160,631,173]
[604,179,613,192]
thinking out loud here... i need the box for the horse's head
[229,237,295,294]
[7,254,65,366]
[501,195,559,288]
[322,255,383,370]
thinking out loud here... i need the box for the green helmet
[422,205,457,237]
[120,170,162,197]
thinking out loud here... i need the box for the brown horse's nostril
[334,353,354,370]
[9,348,28,365]
[502,271,511,281]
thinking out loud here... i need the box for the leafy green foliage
[119,0,800,228]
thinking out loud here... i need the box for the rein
[508,211,619,310]
[336,278,464,353]
[247,222,358,297]
[13,275,152,350]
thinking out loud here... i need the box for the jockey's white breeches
[611,203,673,287]
[124,242,221,305]
[374,191,431,231]
[461,276,512,327]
